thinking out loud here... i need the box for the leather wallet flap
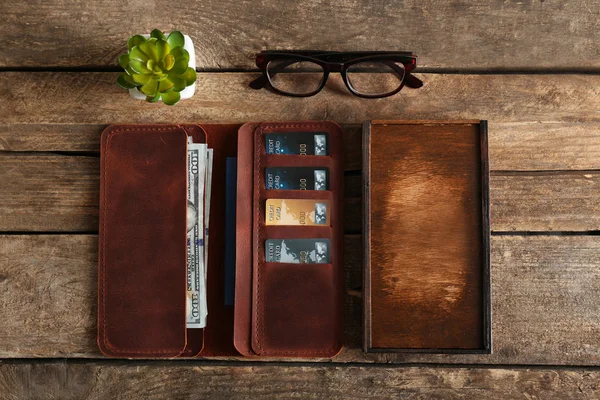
[98,125,188,358]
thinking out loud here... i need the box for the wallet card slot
[251,262,343,357]
[260,189,333,200]
[259,225,336,264]
[261,154,336,169]
[253,121,344,161]
[260,225,334,239]
[258,190,335,230]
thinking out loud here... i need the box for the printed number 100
[299,178,307,190]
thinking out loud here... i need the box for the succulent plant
[117,29,197,105]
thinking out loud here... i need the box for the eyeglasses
[249,50,423,98]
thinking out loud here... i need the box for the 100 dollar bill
[187,142,207,328]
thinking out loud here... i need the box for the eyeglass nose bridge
[325,62,344,73]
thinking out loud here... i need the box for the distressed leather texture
[98,125,189,358]
[98,122,344,358]
[234,122,344,357]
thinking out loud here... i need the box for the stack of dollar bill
[187,137,213,329]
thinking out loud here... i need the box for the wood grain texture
[3,122,600,172]
[1,0,599,69]
[0,154,100,232]
[491,171,600,232]
[0,0,598,393]
[488,122,600,171]
[3,234,600,367]
[0,235,98,357]
[2,363,600,399]
[0,73,599,126]
[2,155,600,232]
[366,122,486,351]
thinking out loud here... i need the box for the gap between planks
[6,358,600,371]
[1,67,600,74]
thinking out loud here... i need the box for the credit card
[265,132,328,155]
[265,239,330,263]
[265,167,329,190]
[265,199,330,226]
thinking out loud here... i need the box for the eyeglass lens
[266,60,325,95]
[346,61,405,96]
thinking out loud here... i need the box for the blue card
[265,167,329,190]
[265,239,330,264]
[265,132,329,155]
[224,157,237,306]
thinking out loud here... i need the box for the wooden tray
[362,120,491,353]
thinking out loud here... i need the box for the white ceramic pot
[129,34,196,101]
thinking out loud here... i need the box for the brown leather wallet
[98,122,344,358]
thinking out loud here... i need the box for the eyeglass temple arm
[249,75,268,89]
[404,74,424,89]
[383,60,424,89]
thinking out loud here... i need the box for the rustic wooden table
[1,1,600,398]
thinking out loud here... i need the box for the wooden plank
[0,73,599,127]
[1,0,599,69]
[4,122,600,172]
[0,154,100,232]
[491,171,600,232]
[2,74,599,173]
[488,122,600,171]
[1,363,599,399]
[3,234,600,367]
[2,155,600,232]
[0,235,98,357]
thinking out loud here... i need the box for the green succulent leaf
[167,31,185,49]
[146,94,161,103]
[169,75,187,92]
[162,54,175,70]
[155,39,170,62]
[118,53,130,69]
[125,64,137,76]
[129,59,151,74]
[140,79,160,97]
[117,72,138,89]
[127,35,147,51]
[182,67,197,86]
[150,29,167,41]
[170,47,189,61]
[139,38,159,62]
[132,73,153,85]
[161,90,181,106]
[129,46,149,62]
[171,50,190,74]
[158,79,175,93]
